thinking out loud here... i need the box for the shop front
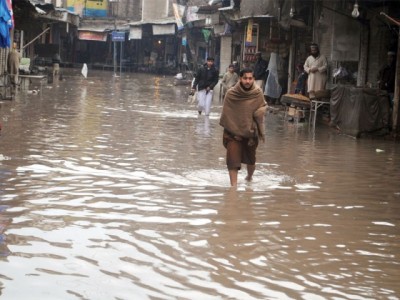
[236,17,291,95]
[128,18,179,74]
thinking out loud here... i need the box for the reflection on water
[0,70,399,299]
[0,205,11,257]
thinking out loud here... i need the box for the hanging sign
[202,29,211,42]
[111,31,125,42]
[246,19,253,43]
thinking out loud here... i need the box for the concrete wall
[116,0,142,21]
[220,36,232,75]
[240,0,280,17]
[367,7,394,87]
[142,0,169,20]
[314,3,333,86]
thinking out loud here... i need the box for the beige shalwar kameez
[8,49,21,86]
[304,54,328,98]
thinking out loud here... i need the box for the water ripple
[0,72,399,299]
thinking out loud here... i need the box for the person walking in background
[219,68,267,187]
[52,53,61,78]
[378,51,396,107]
[304,43,328,99]
[253,52,268,90]
[232,61,240,76]
[191,57,219,116]
[7,42,21,90]
[220,64,239,101]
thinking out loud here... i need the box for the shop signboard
[112,31,125,42]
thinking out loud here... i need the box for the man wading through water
[220,68,267,186]
[191,57,219,116]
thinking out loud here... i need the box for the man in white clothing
[191,57,219,116]
[304,43,328,99]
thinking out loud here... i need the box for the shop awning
[152,24,175,35]
[127,17,177,39]
[77,24,109,42]
[78,21,129,41]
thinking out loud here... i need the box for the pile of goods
[284,93,310,101]
[280,93,310,108]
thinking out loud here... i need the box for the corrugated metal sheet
[39,8,80,26]
[26,0,80,25]
[27,0,53,9]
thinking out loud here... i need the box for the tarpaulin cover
[264,52,282,99]
[0,0,11,48]
[330,85,390,137]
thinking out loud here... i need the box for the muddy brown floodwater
[0,69,399,299]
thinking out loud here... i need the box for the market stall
[280,93,310,122]
[330,85,390,137]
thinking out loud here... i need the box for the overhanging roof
[78,21,129,32]
[26,0,80,26]
[38,8,80,26]
[127,17,177,37]
[27,0,53,10]
[127,16,177,26]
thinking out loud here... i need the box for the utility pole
[111,0,119,77]
[113,19,117,77]
[114,19,117,77]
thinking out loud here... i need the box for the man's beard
[240,82,253,91]
[311,52,319,58]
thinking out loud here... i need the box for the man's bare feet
[245,175,252,182]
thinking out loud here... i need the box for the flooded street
[0,69,399,299]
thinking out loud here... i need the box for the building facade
[8,0,400,120]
